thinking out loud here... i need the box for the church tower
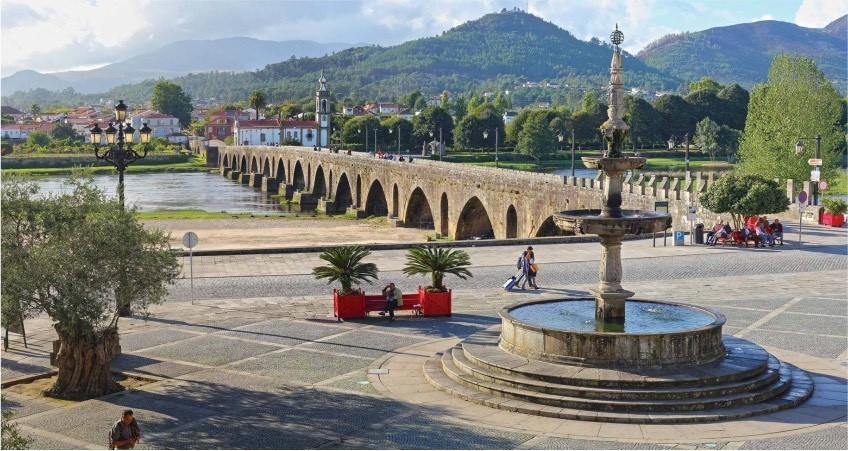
[316,68,331,148]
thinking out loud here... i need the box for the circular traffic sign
[182,231,199,249]
[819,180,828,191]
[797,190,808,204]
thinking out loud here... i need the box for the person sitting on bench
[769,219,784,245]
[379,283,403,321]
[705,217,724,244]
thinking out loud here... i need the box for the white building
[503,110,518,125]
[234,119,281,146]
[280,120,318,147]
[127,110,181,141]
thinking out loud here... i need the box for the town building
[234,119,281,146]
[205,110,251,141]
[127,110,181,142]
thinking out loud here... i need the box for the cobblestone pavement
[1,224,846,450]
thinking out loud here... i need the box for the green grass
[1,154,210,176]
[642,157,734,172]
[824,170,848,195]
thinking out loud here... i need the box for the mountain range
[2,11,845,108]
[0,37,362,96]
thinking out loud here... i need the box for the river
[27,172,310,215]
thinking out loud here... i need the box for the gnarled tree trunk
[51,326,121,400]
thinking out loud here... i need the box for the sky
[1,0,844,76]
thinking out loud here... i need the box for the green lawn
[1,154,211,176]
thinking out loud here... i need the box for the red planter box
[333,289,365,321]
[822,213,845,227]
[419,287,452,316]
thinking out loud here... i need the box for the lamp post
[483,128,499,168]
[683,133,690,174]
[359,126,369,155]
[430,127,443,161]
[571,129,576,177]
[373,128,377,154]
[795,135,821,205]
[558,133,564,171]
[667,136,675,151]
[388,125,400,158]
[89,100,151,210]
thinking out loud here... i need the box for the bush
[701,173,790,228]
[822,197,848,215]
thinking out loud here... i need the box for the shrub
[822,197,848,215]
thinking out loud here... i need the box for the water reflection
[26,172,312,215]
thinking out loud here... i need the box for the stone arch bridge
[218,146,719,240]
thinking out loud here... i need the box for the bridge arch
[391,184,399,218]
[536,215,567,237]
[404,187,434,230]
[240,155,248,173]
[261,157,271,176]
[364,180,388,216]
[456,196,494,240]
[334,173,353,211]
[440,193,449,236]
[275,157,286,181]
[314,165,327,198]
[292,161,306,190]
[506,205,518,238]
[250,155,259,173]
[328,169,334,198]
[355,175,362,208]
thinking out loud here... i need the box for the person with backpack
[520,246,538,290]
[109,409,141,449]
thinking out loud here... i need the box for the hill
[0,37,361,96]
[638,16,847,92]
[105,10,679,106]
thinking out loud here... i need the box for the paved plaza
[2,222,846,449]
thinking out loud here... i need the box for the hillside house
[205,110,251,141]
[503,110,518,125]
[128,110,181,141]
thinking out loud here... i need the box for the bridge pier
[240,173,251,185]
[279,184,296,200]
[262,177,280,193]
[291,190,318,206]
[249,173,263,188]
[221,167,232,177]
[229,170,241,181]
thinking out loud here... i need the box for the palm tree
[248,91,266,120]
[403,246,472,292]
[312,246,378,295]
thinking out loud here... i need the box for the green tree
[412,106,454,147]
[624,96,663,148]
[717,125,741,163]
[688,77,723,95]
[248,90,266,120]
[312,246,378,295]
[716,84,749,130]
[653,94,695,139]
[517,112,557,168]
[381,117,414,153]
[735,54,843,183]
[492,92,510,115]
[581,91,597,112]
[1,396,32,450]
[701,173,790,229]
[454,104,503,150]
[26,131,50,147]
[694,117,722,161]
[51,122,77,141]
[1,174,179,400]
[402,247,472,292]
[151,80,193,127]
[30,103,41,120]
[342,115,381,150]
[440,91,451,110]
[402,90,424,111]
[453,94,468,123]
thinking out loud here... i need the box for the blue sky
[0,0,843,75]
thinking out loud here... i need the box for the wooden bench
[364,293,422,317]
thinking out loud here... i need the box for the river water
[28,172,308,214]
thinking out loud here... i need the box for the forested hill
[108,10,679,105]
[638,15,847,93]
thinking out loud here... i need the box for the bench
[364,293,422,317]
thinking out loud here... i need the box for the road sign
[182,231,199,249]
[819,180,828,191]
[810,169,820,182]
[673,230,685,246]
[798,190,808,205]
[807,158,822,166]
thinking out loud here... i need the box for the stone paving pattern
[1,222,846,449]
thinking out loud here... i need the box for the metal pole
[571,129,576,177]
[495,129,499,168]
[397,126,400,158]
[365,126,368,154]
[814,135,821,206]
[799,207,803,245]
[373,129,377,154]
[189,248,194,303]
[439,127,443,161]
[684,133,690,174]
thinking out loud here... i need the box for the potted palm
[821,197,847,227]
[402,246,472,316]
[313,246,378,321]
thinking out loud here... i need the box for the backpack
[516,251,526,269]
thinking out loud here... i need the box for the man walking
[110,409,141,450]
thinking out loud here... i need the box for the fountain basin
[554,209,671,236]
[581,156,645,171]
[499,299,726,367]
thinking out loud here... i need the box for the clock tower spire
[316,68,331,148]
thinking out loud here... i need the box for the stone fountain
[423,26,814,423]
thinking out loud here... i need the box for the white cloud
[795,0,847,27]
[752,14,775,22]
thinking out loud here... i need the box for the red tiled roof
[280,120,318,127]
[236,119,280,128]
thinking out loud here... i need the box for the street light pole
[571,129,576,177]
[483,129,499,168]
[89,100,151,210]
[795,135,822,205]
[439,127,443,161]
[684,132,690,174]
[373,129,377,154]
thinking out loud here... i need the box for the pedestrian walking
[109,409,141,450]
[520,246,538,290]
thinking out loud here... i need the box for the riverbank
[142,217,431,251]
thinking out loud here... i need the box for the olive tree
[1,175,179,400]
[700,173,790,229]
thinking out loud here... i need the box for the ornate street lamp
[795,135,821,205]
[359,126,369,155]
[683,133,690,174]
[667,136,675,150]
[429,128,443,161]
[388,125,401,158]
[90,100,151,209]
[483,128,499,168]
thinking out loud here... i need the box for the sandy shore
[142,217,431,251]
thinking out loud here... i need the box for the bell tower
[316,68,331,148]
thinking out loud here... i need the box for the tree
[25,131,51,147]
[412,106,454,146]
[454,104,503,150]
[312,246,378,295]
[581,91,598,113]
[380,117,414,153]
[453,94,468,123]
[248,91,266,120]
[624,96,663,148]
[342,115,381,150]
[30,103,41,120]
[694,117,722,161]
[517,112,557,167]
[51,122,77,141]
[492,92,510,115]
[1,174,179,400]
[688,77,722,95]
[151,80,193,127]
[701,173,790,229]
[402,247,472,292]
[717,125,741,163]
[440,91,451,110]
[716,84,749,130]
[735,55,843,183]
[653,94,695,139]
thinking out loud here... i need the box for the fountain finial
[601,25,628,158]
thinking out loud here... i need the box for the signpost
[807,158,823,166]
[653,201,669,247]
[810,169,820,182]
[797,191,807,245]
[183,232,199,303]
[818,180,828,192]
